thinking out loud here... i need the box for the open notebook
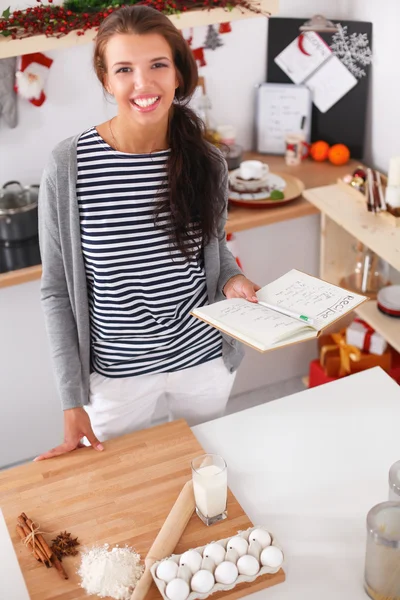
[191,270,368,352]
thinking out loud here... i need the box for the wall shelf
[0,0,278,59]
[304,181,400,355]
[304,184,400,272]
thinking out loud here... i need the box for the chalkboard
[256,83,312,154]
[267,18,373,159]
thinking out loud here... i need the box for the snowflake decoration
[330,24,372,79]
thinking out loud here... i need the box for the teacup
[239,160,268,181]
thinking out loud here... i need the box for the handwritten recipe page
[257,269,366,330]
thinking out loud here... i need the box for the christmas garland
[0,0,265,40]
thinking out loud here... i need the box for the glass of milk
[191,454,228,526]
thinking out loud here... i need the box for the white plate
[377,285,400,310]
[228,173,286,199]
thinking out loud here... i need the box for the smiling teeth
[134,96,159,107]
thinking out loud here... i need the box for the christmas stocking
[15,52,53,107]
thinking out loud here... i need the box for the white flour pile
[78,543,144,600]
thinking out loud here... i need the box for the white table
[192,367,400,600]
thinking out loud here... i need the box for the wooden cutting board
[0,419,285,600]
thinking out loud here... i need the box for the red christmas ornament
[192,47,206,67]
[185,27,194,47]
[219,22,231,33]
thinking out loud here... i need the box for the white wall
[332,0,400,172]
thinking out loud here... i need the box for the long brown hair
[93,5,226,257]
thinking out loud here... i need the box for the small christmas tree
[204,25,223,50]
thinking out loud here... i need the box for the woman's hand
[34,407,104,461]
[223,274,261,302]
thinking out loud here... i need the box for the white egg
[203,542,226,566]
[177,565,192,584]
[166,578,190,600]
[191,569,215,593]
[224,548,239,564]
[248,528,272,549]
[226,536,248,557]
[179,550,202,574]
[214,561,239,585]
[156,559,179,583]
[260,546,284,569]
[248,540,262,561]
[237,555,260,577]
[201,556,216,573]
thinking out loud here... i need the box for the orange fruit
[310,140,330,162]
[328,143,350,166]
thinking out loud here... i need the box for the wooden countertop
[226,154,358,233]
[0,419,284,600]
[0,155,358,289]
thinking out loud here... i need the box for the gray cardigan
[38,134,244,410]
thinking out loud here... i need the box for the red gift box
[309,346,400,388]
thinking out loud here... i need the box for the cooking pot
[0,181,39,242]
[0,237,41,273]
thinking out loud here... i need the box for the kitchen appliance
[0,237,41,273]
[0,181,40,273]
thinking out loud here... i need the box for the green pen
[257,301,316,326]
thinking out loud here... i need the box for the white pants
[85,358,236,442]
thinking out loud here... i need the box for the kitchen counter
[0,156,357,289]
[1,367,398,599]
[193,367,400,600]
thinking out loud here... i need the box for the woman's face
[104,32,179,128]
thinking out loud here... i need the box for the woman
[36,5,259,461]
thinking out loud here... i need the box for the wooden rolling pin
[131,479,195,600]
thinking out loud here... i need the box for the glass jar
[341,242,390,299]
[389,461,400,501]
[364,502,400,600]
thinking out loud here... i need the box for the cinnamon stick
[16,525,41,562]
[16,522,50,566]
[20,513,52,561]
[19,513,68,580]
[51,555,69,580]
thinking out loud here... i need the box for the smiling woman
[98,33,179,147]
[36,5,260,461]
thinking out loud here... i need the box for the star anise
[51,531,80,561]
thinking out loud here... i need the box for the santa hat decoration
[14,52,53,107]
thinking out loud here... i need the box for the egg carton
[150,525,284,600]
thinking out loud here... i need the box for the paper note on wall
[306,55,358,113]
[256,83,312,154]
[274,31,358,112]
[274,32,332,85]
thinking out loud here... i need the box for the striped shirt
[76,127,222,378]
